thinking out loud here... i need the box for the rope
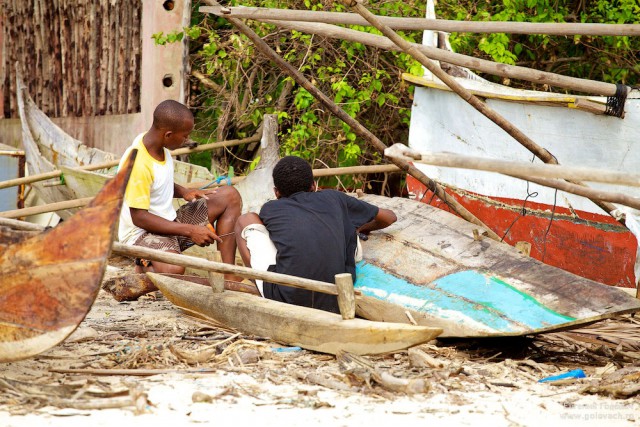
[199,175,232,189]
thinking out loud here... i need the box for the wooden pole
[0,197,93,218]
[201,0,502,242]
[112,242,356,297]
[0,216,363,297]
[343,0,623,226]
[388,148,640,187]
[0,134,262,191]
[385,145,640,210]
[202,6,640,37]
[182,165,401,189]
[260,19,619,97]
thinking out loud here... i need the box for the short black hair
[152,100,193,131]
[273,156,314,197]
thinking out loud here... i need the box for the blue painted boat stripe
[355,262,575,332]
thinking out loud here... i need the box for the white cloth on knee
[241,223,277,297]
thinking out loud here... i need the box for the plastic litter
[538,369,586,383]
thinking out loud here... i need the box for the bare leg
[133,250,185,274]
[204,186,242,281]
[234,212,263,267]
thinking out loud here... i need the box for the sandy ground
[1,258,639,426]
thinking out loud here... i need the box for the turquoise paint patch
[355,262,575,332]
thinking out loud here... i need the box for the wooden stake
[200,0,502,242]
[202,6,640,37]
[208,250,225,293]
[344,0,622,226]
[335,273,356,320]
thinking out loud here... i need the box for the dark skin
[234,183,397,269]
[131,116,243,280]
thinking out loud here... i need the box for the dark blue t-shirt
[259,190,378,313]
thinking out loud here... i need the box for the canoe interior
[148,273,442,356]
[354,195,640,338]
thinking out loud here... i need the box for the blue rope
[199,175,232,189]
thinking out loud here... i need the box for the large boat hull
[406,75,640,288]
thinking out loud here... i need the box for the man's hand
[188,224,223,246]
[182,188,217,202]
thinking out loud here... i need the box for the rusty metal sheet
[355,195,640,338]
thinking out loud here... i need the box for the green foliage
[156,0,636,194]
[443,0,639,88]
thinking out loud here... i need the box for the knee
[222,186,242,210]
[234,212,261,235]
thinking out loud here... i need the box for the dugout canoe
[354,194,640,338]
[147,273,442,356]
[0,151,135,362]
[404,1,640,289]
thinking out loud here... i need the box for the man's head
[272,156,315,198]
[151,100,194,149]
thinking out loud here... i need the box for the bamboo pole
[260,19,619,97]
[343,0,622,226]
[203,6,640,37]
[0,134,263,191]
[0,165,403,215]
[386,147,640,187]
[113,243,354,297]
[201,0,502,242]
[385,145,640,210]
[0,197,93,218]
[181,165,401,188]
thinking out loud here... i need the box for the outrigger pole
[201,0,503,242]
[341,0,626,228]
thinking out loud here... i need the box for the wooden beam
[202,6,640,36]
[201,0,503,242]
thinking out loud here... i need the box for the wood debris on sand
[0,260,638,421]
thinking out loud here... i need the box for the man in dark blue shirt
[234,156,396,313]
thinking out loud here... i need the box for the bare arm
[357,208,397,235]
[129,208,221,246]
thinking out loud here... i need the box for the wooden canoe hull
[406,178,637,287]
[0,152,135,362]
[354,195,640,338]
[147,273,442,356]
